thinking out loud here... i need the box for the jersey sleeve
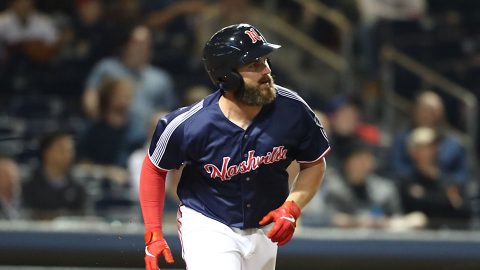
[295,108,330,163]
[148,114,186,170]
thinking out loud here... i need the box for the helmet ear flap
[219,71,243,91]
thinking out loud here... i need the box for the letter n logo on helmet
[244,28,265,44]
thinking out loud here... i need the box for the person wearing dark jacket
[22,131,86,220]
[399,127,470,229]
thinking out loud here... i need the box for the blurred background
[1,0,480,269]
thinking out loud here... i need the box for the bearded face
[234,73,276,106]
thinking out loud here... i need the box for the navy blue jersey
[148,85,330,228]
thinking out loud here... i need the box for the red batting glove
[144,231,174,270]
[259,201,301,246]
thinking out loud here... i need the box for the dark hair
[111,24,147,55]
[97,77,125,116]
[343,140,375,159]
[39,131,70,158]
[325,95,362,115]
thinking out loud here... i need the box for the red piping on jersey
[177,207,185,260]
[297,146,331,163]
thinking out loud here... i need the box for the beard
[234,74,276,106]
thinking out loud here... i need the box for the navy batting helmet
[203,23,281,91]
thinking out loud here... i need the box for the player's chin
[259,95,276,106]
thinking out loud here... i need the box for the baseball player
[139,23,330,270]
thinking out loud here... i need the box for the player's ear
[219,71,243,91]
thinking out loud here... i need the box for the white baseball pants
[177,205,278,270]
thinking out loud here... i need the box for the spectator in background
[77,78,140,216]
[69,0,108,71]
[103,0,142,32]
[52,0,108,96]
[0,155,21,220]
[302,141,426,230]
[0,0,67,93]
[399,127,470,229]
[82,25,178,148]
[144,0,207,31]
[0,0,60,63]
[22,131,86,220]
[326,96,381,169]
[390,91,469,185]
[77,78,134,168]
[143,0,207,69]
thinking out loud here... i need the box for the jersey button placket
[241,131,252,224]
[242,132,249,157]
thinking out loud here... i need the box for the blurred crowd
[0,0,479,231]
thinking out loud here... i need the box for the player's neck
[219,94,261,130]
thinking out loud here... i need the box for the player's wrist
[284,200,301,219]
[144,231,164,245]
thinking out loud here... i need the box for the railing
[291,0,353,61]
[381,46,478,154]
[246,7,349,71]
[289,0,355,93]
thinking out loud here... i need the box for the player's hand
[259,201,301,246]
[144,231,174,270]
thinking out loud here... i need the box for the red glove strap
[284,200,301,220]
[144,231,164,245]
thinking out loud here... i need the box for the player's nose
[261,62,271,75]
